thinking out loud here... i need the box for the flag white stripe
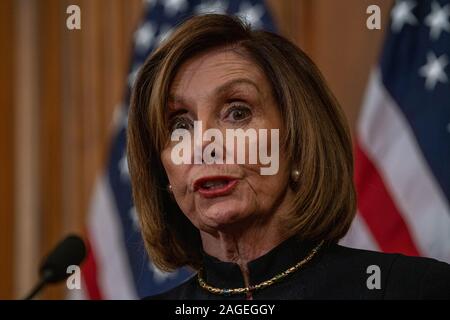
[357,69,450,263]
[87,176,138,299]
[340,212,380,252]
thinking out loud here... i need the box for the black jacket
[147,237,450,299]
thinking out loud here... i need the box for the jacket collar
[200,236,318,290]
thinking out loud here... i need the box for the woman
[127,14,450,299]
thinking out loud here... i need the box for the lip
[193,176,239,198]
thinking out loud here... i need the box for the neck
[200,219,285,290]
[200,221,285,264]
[199,183,296,291]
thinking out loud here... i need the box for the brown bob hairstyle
[127,14,356,272]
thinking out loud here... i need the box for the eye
[224,104,252,122]
[170,116,193,132]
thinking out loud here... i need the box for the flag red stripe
[354,142,421,256]
[81,238,103,300]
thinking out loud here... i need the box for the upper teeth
[202,180,227,188]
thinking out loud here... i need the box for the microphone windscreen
[39,235,86,283]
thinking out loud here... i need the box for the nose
[192,114,223,164]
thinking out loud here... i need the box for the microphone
[23,234,86,300]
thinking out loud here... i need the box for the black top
[147,236,450,300]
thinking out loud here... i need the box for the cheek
[161,148,187,185]
[160,148,173,177]
[242,141,290,199]
[247,168,288,195]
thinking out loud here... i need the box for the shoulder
[142,275,199,300]
[142,245,450,300]
[382,251,450,299]
[323,244,450,299]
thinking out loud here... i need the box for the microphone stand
[23,270,53,300]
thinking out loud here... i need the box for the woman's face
[160,48,293,235]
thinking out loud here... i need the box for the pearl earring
[291,169,300,182]
[167,184,173,193]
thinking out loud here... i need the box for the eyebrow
[168,78,261,108]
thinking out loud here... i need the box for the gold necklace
[197,240,324,296]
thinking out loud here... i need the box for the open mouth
[193,176,239,198]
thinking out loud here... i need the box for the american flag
[76,0,276,300]
[341,0,450,263]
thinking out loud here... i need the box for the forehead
[170,48,267,94]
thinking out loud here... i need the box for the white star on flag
[119,151,130,181]
[128,64,141,88]
[129,206,140,231]
[237,1,264,29]
[425,1,450,40]
[113,103,128,129]
[164,0,188,16]
[195,0,228,14]
[134,22,155,53]
[391,0,418,32]
[419,52,448,90]
[156,24,174,46]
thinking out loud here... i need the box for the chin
[198,198,253,229]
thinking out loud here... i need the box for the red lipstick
[193,176,239,198]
